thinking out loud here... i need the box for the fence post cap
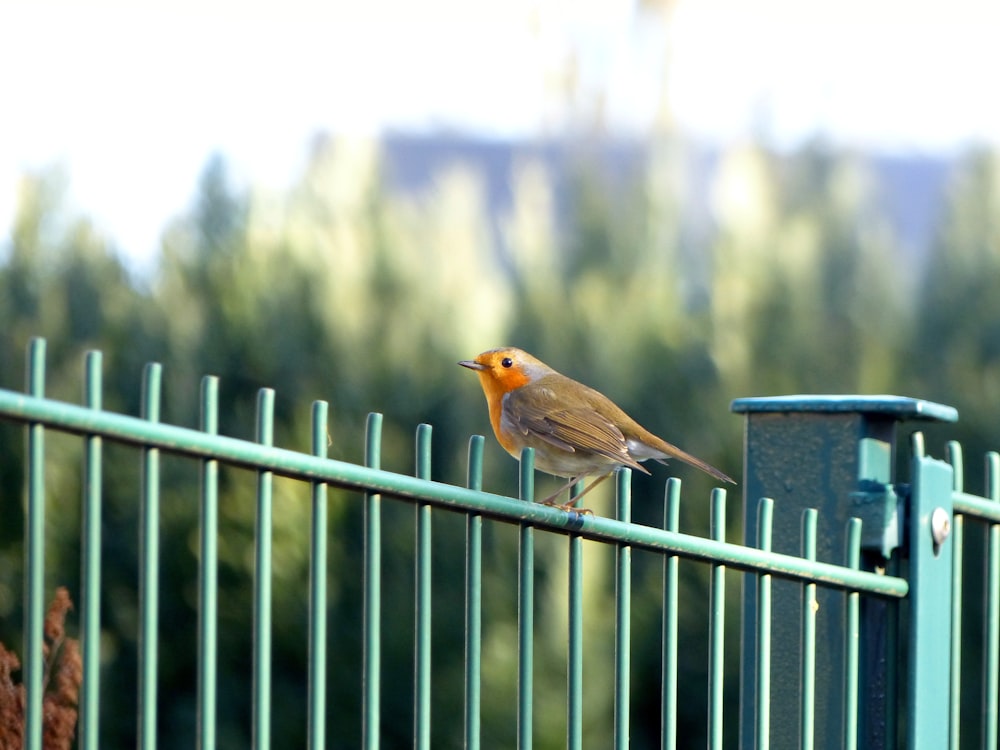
[730,394,958,423]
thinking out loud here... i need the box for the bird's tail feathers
[653,443,736,485]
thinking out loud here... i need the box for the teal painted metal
[0,385,907,597]
[363,413,383,750]
[731,394,957,750]
[945,441,963,750]
[800,509,817,750]
[567,480,584,750]
[13,340,1000,750]
[23,338,45,750]
[948,512,963,748]
[906,433,954,750]
[199,376,220,750]
[614,470,632,750]
[253,389,275,750]
[414,424,433,750]
[953,488,1000,521]
[464,435,484,750]
[732,394,959,423]
[661,478,681,750]
[708,489,727,750]
[756,498,774,750]
[80,351,102,750]
[517,448,535,750]
[983,453,1000,750]
[308,399,329,750]
[139,362,162,750]
[851,441,902,560]
[843,519,862,750]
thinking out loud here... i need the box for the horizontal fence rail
[0,385,906,598]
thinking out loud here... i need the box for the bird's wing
[503,386,650,474]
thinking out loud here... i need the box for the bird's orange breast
[475,368,530,456]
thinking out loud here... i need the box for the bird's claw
[543,497,593,515]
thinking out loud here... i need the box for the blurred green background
[1,133,998,748]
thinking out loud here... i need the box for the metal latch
[850,479,907,559]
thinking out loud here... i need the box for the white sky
[1,0,999,267]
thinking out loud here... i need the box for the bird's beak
[458,359,487,371]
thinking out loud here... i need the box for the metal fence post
[906,433,954,750]
[731,396,957,750]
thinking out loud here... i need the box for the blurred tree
[1,135,999,749]
[912,148,1000,465]
[708,142,904,399]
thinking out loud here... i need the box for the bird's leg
[539,476,582,507]
[541,473,613,515]
[556,473,611,513]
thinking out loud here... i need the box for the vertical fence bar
[843,519,862,750]
[23,338,46,750]
[756,498,774,750]
[308,400,329,750]
[946,441,964,750]
[984,452,1000,750]
[567,479,584,750]
[800,509,818,750]
[80,351,103,750]
[614,469,632,750]
[139,362,162,750]
[883,569,900,750]
[414,424,433,750]
[363,413,383,750]
[518,448,535,750]
[708,488,727,750]
[198,376,220,750]
[465,435,485,750]
[662,478,681,750]
[253,389,275,750]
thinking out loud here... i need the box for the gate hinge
[849,480,909,559]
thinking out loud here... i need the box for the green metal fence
[0,338,996,748]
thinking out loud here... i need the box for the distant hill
[379,132,955,266]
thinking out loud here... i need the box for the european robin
[459,347,735,512]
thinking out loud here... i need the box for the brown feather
[504,377,650,474]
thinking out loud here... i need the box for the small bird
[459,347,735,512]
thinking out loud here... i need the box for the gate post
[730,396,957,750]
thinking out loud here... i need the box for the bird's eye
[501,357,513,368]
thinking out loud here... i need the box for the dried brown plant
[0,588,82,750]
[0,642,25,750]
